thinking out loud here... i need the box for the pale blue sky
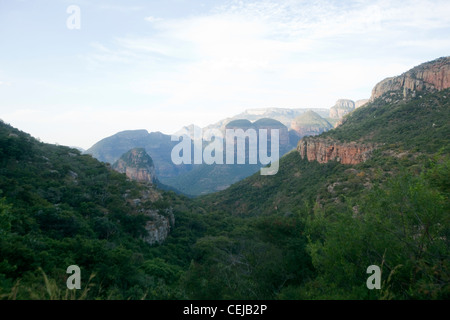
[1,0,450,149]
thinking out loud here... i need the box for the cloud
[83,0,450,112]
[89,1,450,66]
[97,4,143,12]
[15,0,448,148]
[145,16,163,23]
[215,0,450,37]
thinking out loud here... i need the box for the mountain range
[86,97,365,195]
[0,56,448,300]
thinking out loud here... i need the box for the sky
[1,0,450,149]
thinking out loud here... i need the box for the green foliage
[199,151,341,216]
[0,196,12,234]
[304,160,450,299]
[0,122,192,299]
[142,258,182,284]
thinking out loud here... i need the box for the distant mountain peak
[172,124,203,140]
[225,119,254,128]
[115,129,149,138]
[291,110,332,137]
[253,118,286,127]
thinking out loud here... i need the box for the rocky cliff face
[126,187,174,246]
[371,56,450,101]
[143,208,175,245]
[297,137,376,165]
[114,149,173,245]
[329,99,356,119]
[112,148,156,183]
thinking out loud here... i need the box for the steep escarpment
[297,57,450,165]
[297,137,375,164]
[371,56,450,101]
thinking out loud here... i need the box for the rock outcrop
[297,137,376,165]
[112,148,156,183]
[143,208,175,245]
[370,56,450,101]
[329,99,356,119]
[126,187,174,246]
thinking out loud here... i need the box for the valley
[0,57,449,300]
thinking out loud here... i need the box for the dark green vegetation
[0,87,449,300]
[321,88,450,154]
[163,163,262,196]
[0,122,189,299]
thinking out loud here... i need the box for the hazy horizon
[1,0,450,149]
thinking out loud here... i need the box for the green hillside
[205,88,450,213]
[321,88,450,153]
[0,121,316,299]
[197,88,450,299]
[0,121,202,299]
